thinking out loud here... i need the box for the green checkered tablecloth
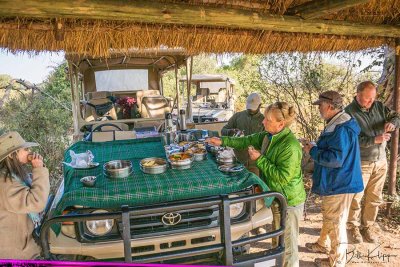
[52,137,271,233]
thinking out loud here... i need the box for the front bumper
[49,205,272,259]
[41,192,287,266]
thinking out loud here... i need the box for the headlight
[85,210,114,236]
[229,195,244,218]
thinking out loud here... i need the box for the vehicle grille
[118,206,219,238]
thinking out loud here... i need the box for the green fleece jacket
[345,98,400,161]
[221,110,264,169]
[222,128,306,206]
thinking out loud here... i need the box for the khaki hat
[312,91,343,106]
[0,132,38,162]
[246,93,262,110]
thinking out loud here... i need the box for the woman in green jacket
[207,101,306,267]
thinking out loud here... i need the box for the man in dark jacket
[221,92,264,175]
[303,91,363,267]
[345,81,400,243]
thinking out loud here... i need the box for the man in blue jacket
[303,91,364,267]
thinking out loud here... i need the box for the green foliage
[0,62,72,190]
[162,54,219,98]
[0,74,12,88]
[222,55,268,110]
[161,51,380,140]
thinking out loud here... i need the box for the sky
[0,51,65,84]
[0,49,381,85]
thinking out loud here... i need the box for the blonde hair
[265,102,296,127]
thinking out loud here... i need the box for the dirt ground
[250,178,400,267]
[297,193,400,267]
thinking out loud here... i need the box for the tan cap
[246,93,262,110]
[312,91,343,106]
[0,132,38,162]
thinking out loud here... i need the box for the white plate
[64,162,100,169]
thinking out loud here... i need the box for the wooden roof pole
[0,0,399,38]
[186,56,193,123]
[287,0,370,20]
[175,64,180,114]
[386,39,400,216]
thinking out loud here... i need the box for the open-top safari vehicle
[179,74,235,123]
[37,49,287,266]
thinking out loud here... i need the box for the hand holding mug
[384,122,396,133]
[248,146,261,161]
[29,152,44,168]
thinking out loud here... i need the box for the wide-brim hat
[0,131,38,162]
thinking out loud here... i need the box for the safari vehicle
[38,49,287,266]
[179,74,235,123]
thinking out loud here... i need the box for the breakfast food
[178,141,190,147]
[141,159,165,167]
[168,153,192,161]
[142,160,157,167]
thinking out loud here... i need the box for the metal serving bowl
[216,154,236,166]
[187,144,207,161]
[103,160,132,178]
[192,151,207,161]
[168,152,194,170]
[206,144,224,156]
[140,157,168,174]
[80,176,97,187]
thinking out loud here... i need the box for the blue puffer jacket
[310,111,364,196]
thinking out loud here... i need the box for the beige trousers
[271,201,304,267]
[347,159,387,228]
[317,194,354,267]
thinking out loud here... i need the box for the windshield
[94,69,149,92]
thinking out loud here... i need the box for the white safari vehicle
[179,74,235,123]
[38,50,287,267]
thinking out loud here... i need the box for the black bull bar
[40,191,287,267]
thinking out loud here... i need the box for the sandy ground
[297,193,400,267]
[250,184,400,267]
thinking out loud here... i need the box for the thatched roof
[0,0,399,57]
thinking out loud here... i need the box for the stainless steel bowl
[193,151,207,161]
[206,144,224,156]
[168,152,194,170]
[103,160,132,178]
[80,176,97,187]
[140,158,167,174]
[216,155,236,165]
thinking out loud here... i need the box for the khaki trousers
[271,201,304,267]
[347,159,387,228]
[317,194,354,267]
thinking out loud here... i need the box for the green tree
[0,62,72,190]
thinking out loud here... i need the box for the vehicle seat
[83,91,117,121]
[141,96,171,119]
[136,90,160,115]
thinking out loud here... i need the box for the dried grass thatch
[0,0,399,57]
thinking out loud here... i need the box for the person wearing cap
[0,132,50,259]
[345,81,400,243]
[303,91,363,267]
[221,92,264,175]
[208,101,306,267]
